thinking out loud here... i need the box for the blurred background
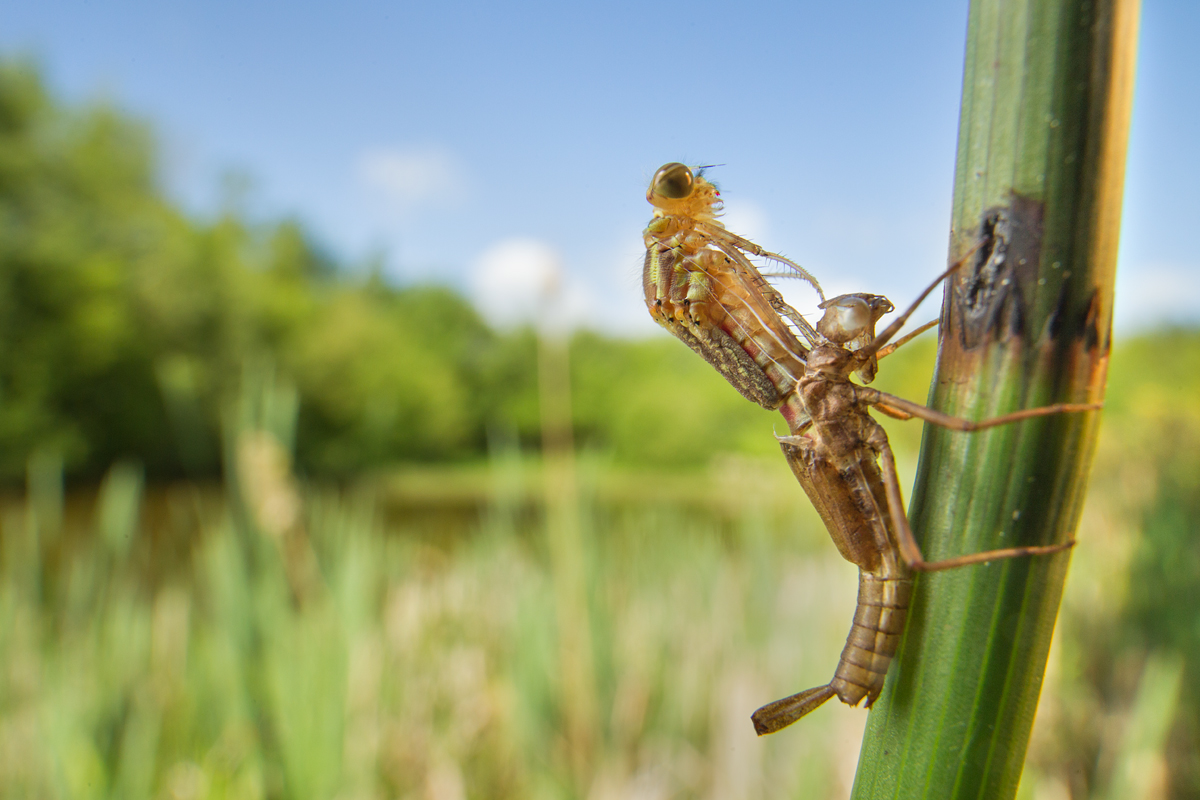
[0,1,1196,798]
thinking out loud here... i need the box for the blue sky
[2,0,1196,335]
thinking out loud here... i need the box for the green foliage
[287,284,481,472]
[0,60,181,476]
[569,331,780,467]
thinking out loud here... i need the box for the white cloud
[356,144,469,211]
[471,238,589,331]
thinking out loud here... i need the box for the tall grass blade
[97,460,144,559]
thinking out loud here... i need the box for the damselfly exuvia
[642,163,1102,735]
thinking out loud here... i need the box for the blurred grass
[0,329,1196,799]
[0,465,875,799]
[1017,330,1200,800]
[0,389,869,799]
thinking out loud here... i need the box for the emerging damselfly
[642,162,1101,735]
[642,162,822,409]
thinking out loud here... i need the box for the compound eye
[651,163,694,199]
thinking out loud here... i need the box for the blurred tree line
[0,60,779,482]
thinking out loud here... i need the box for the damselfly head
[647,162,723,219]
[816,294,895,344]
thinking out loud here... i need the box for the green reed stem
[852,1,1139,798]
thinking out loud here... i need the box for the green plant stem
[538,326,598,792]
[852,1,1138,798]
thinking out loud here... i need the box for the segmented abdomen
[830,571,913,708]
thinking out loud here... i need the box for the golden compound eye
[652,163,694,199]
